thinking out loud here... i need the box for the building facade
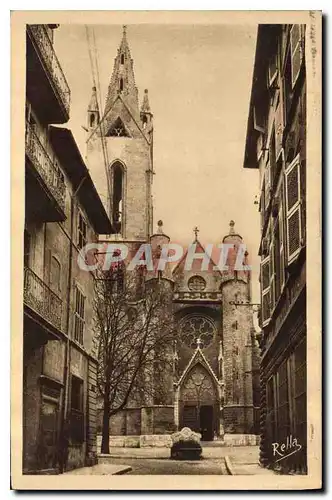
[243,24,307,473]
[87,27,260,445]
[24,24,113,473]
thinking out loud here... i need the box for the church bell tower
[86,25,154,242]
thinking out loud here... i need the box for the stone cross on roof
[196,338,203,349]
[193,226,199,241]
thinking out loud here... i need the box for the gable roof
[87,93,150,145]
[172,239,222,277]
[176,346,221,388]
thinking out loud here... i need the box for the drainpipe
[59,175,87,473]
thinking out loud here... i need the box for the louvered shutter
[269,240,275,312]
[290,24,303,88]
[286,155,302,263]
[261,256,270,327]
[279,201,285,290]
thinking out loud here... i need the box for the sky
[54,23,261,302]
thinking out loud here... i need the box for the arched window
[111,162,125,234]
[179,314,215,349]
[120,53,125,64]
[89,113,95,128]
[119,78,124,92]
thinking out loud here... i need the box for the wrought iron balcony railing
[25,121,66,211]
[24,266,63,331]
[27,24,70,115]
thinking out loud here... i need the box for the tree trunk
[101,389,110,454]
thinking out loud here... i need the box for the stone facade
[23,24,113,473]
[87,26,260,447]
[243,24,308,473]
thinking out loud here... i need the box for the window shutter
[268,52,278,87]
[275,100,283,160]
[279,202,285,290]
[253,106,265,133]
[290,24,303,88]
[286,155,302,263]
[265,162,271,208]
[261,256,270,327]
[269,240,275,312]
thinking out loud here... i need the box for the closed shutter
[286,155,302,263]
[279,201,285,290]
[261,256,270,327]
[269,240,275,312]
[290,25,303,88]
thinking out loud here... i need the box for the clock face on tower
[179,314,216,349]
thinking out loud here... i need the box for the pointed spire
[157,220,164,234]
[104,25,139,118]
[141,89,151,114]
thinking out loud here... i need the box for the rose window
[179,315,215,349]
[188,275,206,292]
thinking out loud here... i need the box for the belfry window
[112,162,124,234]
[89,113,95,128]
[120,53,125,65]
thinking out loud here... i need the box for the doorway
[200,405,214,441]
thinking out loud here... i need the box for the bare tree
[94,263,175,454]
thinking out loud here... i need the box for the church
[86,26,260,444]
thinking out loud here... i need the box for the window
[71,375,83,412]
[107,117,129,138]
[70,375,84,443]
[261,255,271,326]
[275,96,284,161]
[188,275,206,292]
[120,53,125,64]
[77,212,87,250]
[268,51,278,87]
[24,229,32,268]
[285,155,302,263]
[50,256,61,293]
[74,286,85,345]
[119,77,124,92]
[111,162,125,234]
[290,25,304,88]
[179,315,215,349]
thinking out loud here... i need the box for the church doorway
[179,364,218,441]
[200,405,214,441]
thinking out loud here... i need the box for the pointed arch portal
[179,363,219,441]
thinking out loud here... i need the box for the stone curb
[224,456,235,475]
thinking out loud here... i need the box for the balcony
[26,24,70,124]
[173,291,222,303]
[24,266,63,332]
[25,121,66,222]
